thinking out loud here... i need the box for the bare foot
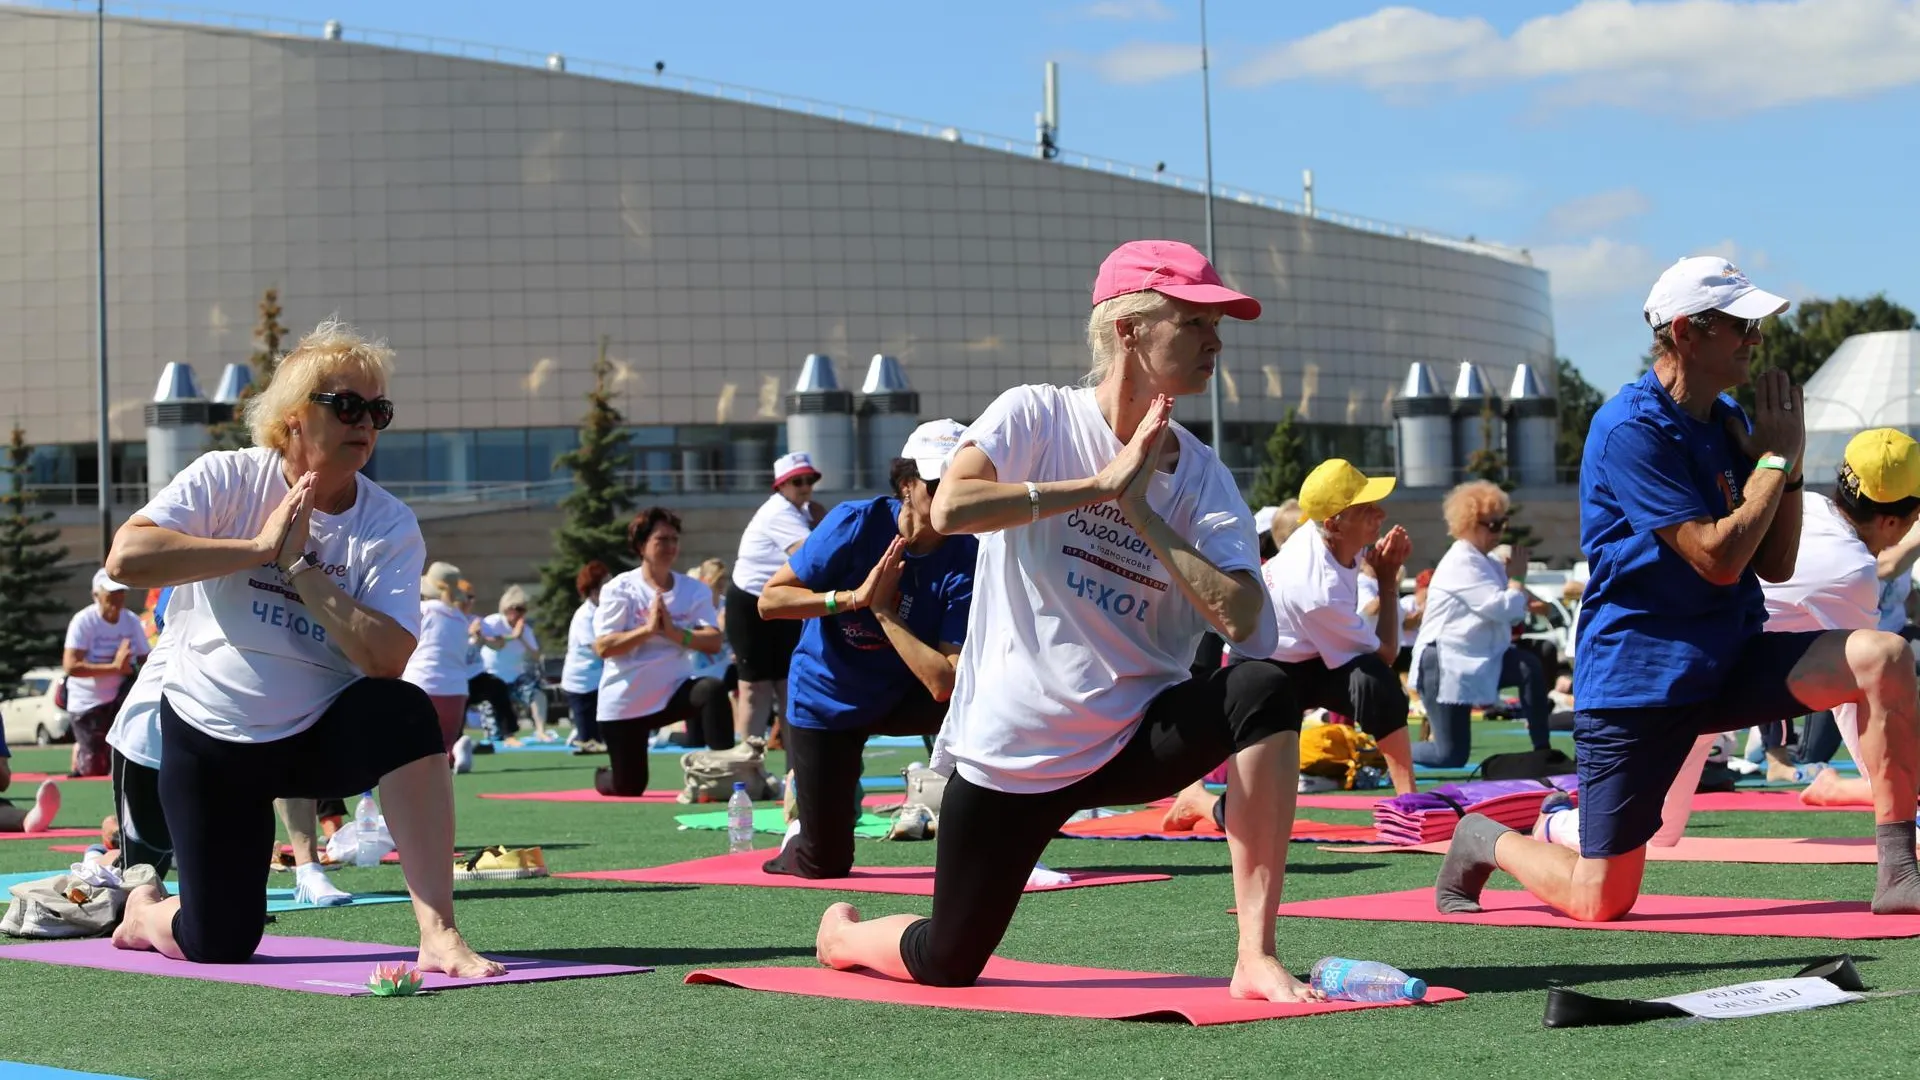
[417,928,506,978]
[1800,769,1872,807]
[816,901,862,968]
[22,781,60,834]
[1229,954,1326,1003]
[1161,782,1217,832]
[111,881,169,952]
[1765,748,1799,784]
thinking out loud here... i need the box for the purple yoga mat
[0,935,648,996]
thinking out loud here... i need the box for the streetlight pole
[94,0,112,559]
[1199,0,1222,455]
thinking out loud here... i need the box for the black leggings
[763,688,948,879]
[725,583,802,682]
[158,678,444,963]
[899,658,1300,987]
[595,677,733,796]
[110,749,173,878]
[1265,653,1409,741]
[467,673,518,739]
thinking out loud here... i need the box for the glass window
[369,432,427,485]
[527,427,579,481]
[475,429,529,483]
[426,431,477,487]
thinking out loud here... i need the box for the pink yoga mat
[479,789,899,809]
[1,828,99,842]
[1268,887,1920,938]
[1318,836,1883,865]
[1691,791,1867,813]
[0,934,649,995]
[686,957,1465,1024]
[558,850,1169,895]
[5,773,107,783]
[1060,808,1376,843]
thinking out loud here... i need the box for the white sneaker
[292,867,353,907]
[452,735,474,774]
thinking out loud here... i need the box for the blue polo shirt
[786,496,977,731]
[1573,370,1766,710]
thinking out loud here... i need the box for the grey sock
[1872,821,1920,915]
[1435,813,1512,915]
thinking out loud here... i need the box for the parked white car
[2,667,72,746]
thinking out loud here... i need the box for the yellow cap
[1842,428,1920,503]
[1298,458,1396,523]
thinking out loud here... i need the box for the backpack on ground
[1298,724,1388,790]
[678,736,777,804]
[1478,747,1575,781]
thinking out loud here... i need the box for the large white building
[2,2,1554,512]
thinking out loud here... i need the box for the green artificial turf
[0,724,1912,1080]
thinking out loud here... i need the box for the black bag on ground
[1477,747,1574,781]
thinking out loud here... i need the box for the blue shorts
[1574,630,1824,858]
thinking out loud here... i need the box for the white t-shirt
[732,493,815,596]
[560,599,603,694]
[62,606,151,714]
[1261,522,1379,668]
[136,447,425,743]
[402,599,472,698]
[932,384,1267,795]
[1877,570,1913,634]
[107,617,172,770]
[480,613,538,681]
[594,568,719,721]
[1411,538,1530,705]
[1355,572,1418,648]
[1764,493,1878,635]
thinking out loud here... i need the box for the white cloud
[1076,0,1174,20]
[1533,237,1664,298]
[1433,170,1530,207]
[1228,0,1920,114]
[1543,188,1653,235]
[1095,41,1203,84]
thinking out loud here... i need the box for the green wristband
[1756,453,1791,472]
[680,628,693,648]
[824,591,838,615]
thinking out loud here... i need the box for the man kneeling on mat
[757,420,977,878]
[1437,257,1920,921]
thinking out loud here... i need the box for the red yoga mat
[1268,887,1920,938]
[1,827,99,842]
[558,850,1169,895]
[1294,793,1390,811]
[478,789,899,809]
[1059,808,1377,843]
[1316,835,1883,864]
[1691,791,1868,812]
[685,957,1465,1024]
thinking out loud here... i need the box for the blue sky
[250,0,1920,395]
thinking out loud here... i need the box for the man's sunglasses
[309,391,395,430]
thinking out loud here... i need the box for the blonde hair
[244,317,395,451]
[1083,290,1171,386]
[1270,498,1303,550]
[498,584,531,614]
[421,560,463,601]
[693,558,727,587]
[1442,480,1510,540]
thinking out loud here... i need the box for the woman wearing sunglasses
[1406,479,1552,766]
[104,319,500,978]
[726,452,825,742]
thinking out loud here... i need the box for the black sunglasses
[1481,516,1509,532]
[309,391,394,430]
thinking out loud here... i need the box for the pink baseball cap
[1091,240,1261,321]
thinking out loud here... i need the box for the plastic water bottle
[353,791,382,868]
[726,781,754,854]
[1309,957,1427,1003]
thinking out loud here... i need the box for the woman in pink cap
[813,240,1322,1003]
[726,452,825,742]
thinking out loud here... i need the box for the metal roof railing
[7,0,1533,267]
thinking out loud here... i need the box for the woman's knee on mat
[899,917,992,988]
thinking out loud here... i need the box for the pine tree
[0,427,70,693]
[534,337,638,645]
[1249,408,1309,508]
[208,287,288,451]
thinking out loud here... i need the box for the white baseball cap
[92,568,128,594]
[1643,255,1790,329]
[1253,505,1279,534]
[771,451,820,489]
[901,419,967,481]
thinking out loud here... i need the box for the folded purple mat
[1377,776,1576,814]
[0,935,648,996]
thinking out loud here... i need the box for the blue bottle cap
[1403,978,1428,1001]
[733,781,746,791]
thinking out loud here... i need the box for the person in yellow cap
[1533,427,1920,852]
[1436,257,1920,924]
[1161,459,1415,831]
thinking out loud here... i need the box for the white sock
[1534,807,1581,851]
[294,862,352,904]
[22,781,60,834]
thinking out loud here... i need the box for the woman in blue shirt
[757,421,977,878]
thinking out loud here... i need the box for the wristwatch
[282,551,320,577]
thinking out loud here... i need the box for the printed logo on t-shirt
[1056,503,1166,628]
[1718,469,1743,513]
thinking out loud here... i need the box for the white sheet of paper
[1655,977,1861,1019]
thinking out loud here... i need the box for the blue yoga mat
[483,741,575,753]
[0,1063,145,1080]
[0,872,410,914]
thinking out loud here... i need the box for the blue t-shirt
[1573,370,1765,710]
[785,496,978,731]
